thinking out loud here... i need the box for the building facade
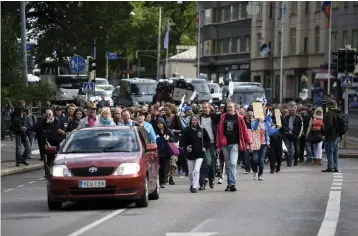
[198,1,252,84]
[250,1,333,102]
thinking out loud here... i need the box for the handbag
[167,142,180,156]
[306,130,323,143]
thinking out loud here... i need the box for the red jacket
[216,113,252,151]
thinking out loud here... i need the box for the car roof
[121,78,158,84]
[95,78,107,81]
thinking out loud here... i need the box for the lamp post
[156,7,162,80]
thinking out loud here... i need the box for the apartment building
[198,1,251,83]
[250,1,329,101]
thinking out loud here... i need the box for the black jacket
[41,118,63,147]
[302,114,312,136]
[180,125,210,160]
[283,114,303,140]
[67,119,80,133]
[324,108,340,140]
[11,115,27,135]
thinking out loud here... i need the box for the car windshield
[61,129,140,153]
[94,91,107,96]
[95,79,108,85]
[209,83,221,93]
[131,83,156,95]
[55,76,88,89]
[192,81,210,93]
[97,85,114,91]
[231,92,265,106]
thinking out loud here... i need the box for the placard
[172,88,194,102]
[252,102,264,120]
[274,109,282,127]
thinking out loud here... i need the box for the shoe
[322,168,333,172]
[225,185,230,191]
[253,172,258,180]
[306,159,312,163]
[275,166,281,173]
[209,179,214,188]
[317,160,322,165]
[185,172,188,177]
[21,160,29,166]
[334,168,340,173]
[16,162,20,167]
[294,160,298,166]
[40,157,45,161]
[270,169,275,174]
[160,184,165,188]
[190,188,197,193]
[178,169,182,175]
[258,175,264,181]
[244,171,249,174]
[218,177,223,184]
[230,185,237,192]
[169,177,175,185]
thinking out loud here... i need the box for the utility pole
[20,2,28,86]
[93,39,97,80]
[156,7,162,80]
[105,35,109,80]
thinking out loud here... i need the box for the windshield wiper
[102,146,132,152]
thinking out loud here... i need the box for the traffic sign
[108,52,117,60]
[83,82,95,92]
[69,55,86,73]
[341,75,353,87]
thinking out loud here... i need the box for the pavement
[1,158,358,236]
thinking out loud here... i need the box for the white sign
[172,88,194,102]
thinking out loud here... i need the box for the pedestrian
[136,111,156,143]
[112,107,122,125]
[306,107,324,165]
[98,107,115,126]
[181,115,210,193]
[267,107,284,173]
[66,108,86,133]
[120,109,136,126]
[23,108,37,159]
[322,100,341,172]
[79,102,99,127]
[1,103,14,140]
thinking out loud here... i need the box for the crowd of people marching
[3,95,342,193]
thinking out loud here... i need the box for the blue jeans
[325,138,339,169]
[251,144,267,176]
[15,135,30,162]
[305,142,313,160]
[222,144,239,186]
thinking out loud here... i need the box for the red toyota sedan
[46,126,160,210]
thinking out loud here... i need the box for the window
[237,37,241,52]
[353,30,358,49]
[342,30,348,47]
[228,38,232,53]
[203,41,210,56]
[305,2,309,13]
[331,32,337,51]
[200,11,204,26]
[291,2,297,14]
[257,33,262,56]
[315,26,320,53]
[344,1,349,8]
[220,7,225,22]
[219,39,224,54]
[304,37,308,53]
[290,28,296,54]
[204,9,212,25]
[224,6,231,22]
[278,31,282,55]
[257,2,262,20]
[238,2,248,19]
[269,2,273,19]
[230,5,234,21]
[245,35,251,52]
[210,40,216,55]
[316,2,321,11]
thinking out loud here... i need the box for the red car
[46,126,160,210]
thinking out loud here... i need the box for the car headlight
[209,99,213,103]
[113,163,140,175]
[50,165,72,177]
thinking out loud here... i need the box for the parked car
[76,89,114,107]
[95,78,109,85]
[46,126,160,210]
[96,84,114,97]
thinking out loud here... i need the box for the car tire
[135,176,149,208]
[47,195,62,210]
[149,176,160,200]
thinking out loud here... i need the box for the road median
[1,160,43,177]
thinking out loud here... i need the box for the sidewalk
[339,148,358,159]
[1,137,43,177]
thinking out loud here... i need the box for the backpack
[335,113,348,137]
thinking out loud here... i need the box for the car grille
[70,186,116,195]
[70,167,115,177]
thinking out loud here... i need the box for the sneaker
[160,184,165,188]
[253,172,258,180]
[21,160,29,166]
[229,185,237,192]
[225,185,230,191]
[178,169,183,175]
[322,168,333,172]
[209,179,214,188]
[270,169,275,174]
[169,177,175,185]
[244,171,249,174]
[334,168,340,173]
[218,177,223,184]
[16,162,20,167]
[258,175,264,181]
[190,188,198,193]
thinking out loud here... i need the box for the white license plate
[79,180,106,188]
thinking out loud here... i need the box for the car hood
[54,152,141,168]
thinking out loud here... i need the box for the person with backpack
[322,100,343,173]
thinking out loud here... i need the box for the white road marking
[66,209,126,236]
[4,189,14,192]
[17,185,24,188]
[333,179,343,182]
[317,191,341,236]
[166,233,217,236]
[31,149,40,155]
[28,181,36,184]
[333,173,342,176]
[333,176,343,178]
[190,219,216,232]
[331,187,342,190]
[38,178,45,180]
[332,182,342,186]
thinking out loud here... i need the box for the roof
[121,78,158,84]
[169,47,196,61]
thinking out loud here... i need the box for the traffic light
[346,49,356,73]
[332,49,346,73]
[88,57,96,72]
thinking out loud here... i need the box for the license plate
[78,180,106,188]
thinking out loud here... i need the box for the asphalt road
[1,139,40,162]
[2,159,358,236]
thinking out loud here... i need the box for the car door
[137,127,155,191]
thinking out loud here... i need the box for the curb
[339,154,358,159]
[1,163,43,177]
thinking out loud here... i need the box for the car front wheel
[47,194,62,210]
[135,176,149,208]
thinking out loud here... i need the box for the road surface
[2,159,358,236]
[1,139,40,162]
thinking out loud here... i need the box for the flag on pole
[163,24,170,49]
[321,1,332,28]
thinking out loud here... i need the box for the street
[1,138,40,162]
[2,159,358,236]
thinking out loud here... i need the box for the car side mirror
[146,143,157,152]
[210,88,214,94]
